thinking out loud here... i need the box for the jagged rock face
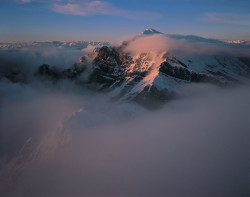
[238,57,250,76]
[62,63,86,79]
[160,61,192,81]
[159,61,221,84]
[133,85,175,109]
[35,62,87,82]
[93,46,120,73]
[35,64,61,81]
[85,47,125,89]
[34,46,250,108]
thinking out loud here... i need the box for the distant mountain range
[1,28,249,52]
[0,41,111,50]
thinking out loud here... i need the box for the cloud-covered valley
[1,81,250,196]
[0,34,250,196]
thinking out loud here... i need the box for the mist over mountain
[2,29,249,107]
[0,29,250,197]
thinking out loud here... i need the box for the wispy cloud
[51,0,161,19]
[16,0,32,3]
[15,0,50,3]
[14,0,161,19]
[52,1,111,16]
[202,13,250,25]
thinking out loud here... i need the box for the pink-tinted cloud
[202,13,250,25]
[52,1,161,19]
[16,0,32,3]
[122,34,250,57]
[52,1,110,16]
[15,0,161,19]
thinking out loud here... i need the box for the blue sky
[1,0,250,42]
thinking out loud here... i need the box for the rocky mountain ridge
[34,44,250,108]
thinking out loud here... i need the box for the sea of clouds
[0,34,250,196]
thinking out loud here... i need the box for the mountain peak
[227,40,246,44]
[141,28,163,35]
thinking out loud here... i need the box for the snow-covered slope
[141,28,163,35]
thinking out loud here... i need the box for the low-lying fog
[0,35,250,196]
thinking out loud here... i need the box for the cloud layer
[122,34,250,57]
[0,33,250,196]
[1,81,250,196]
[15,0,161,19]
